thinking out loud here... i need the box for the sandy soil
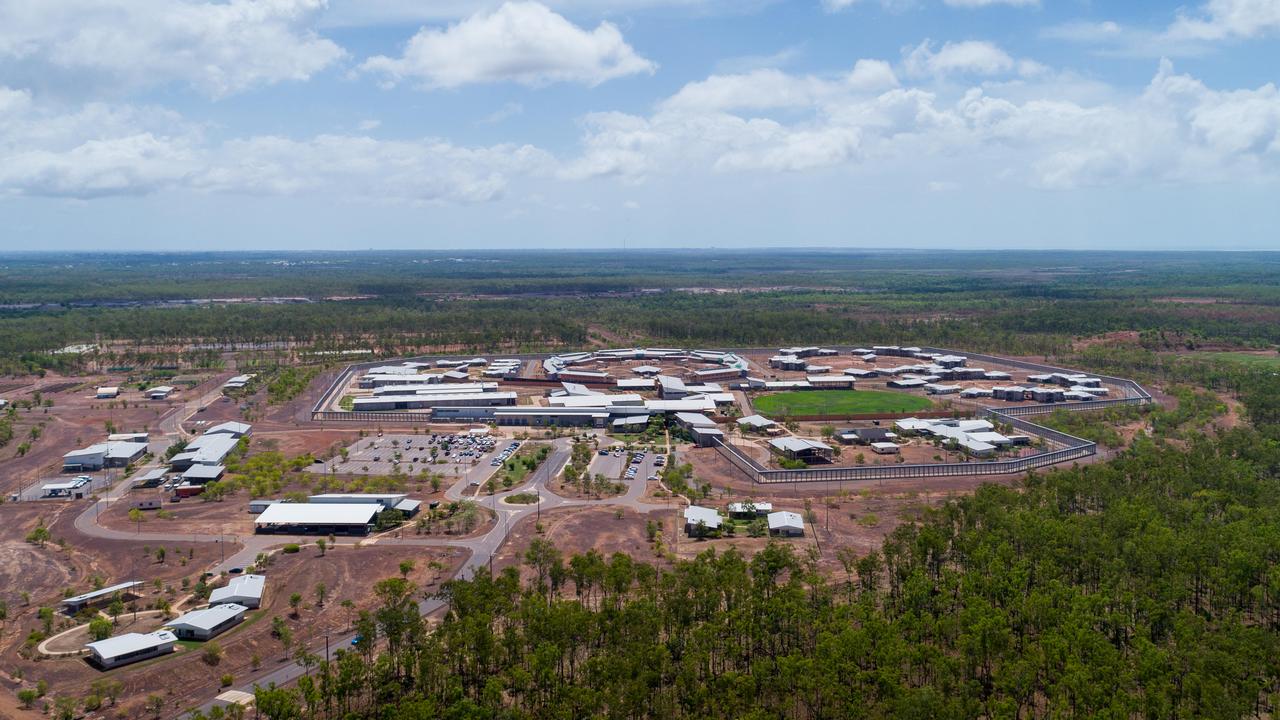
[491,506,679,582]
[5,545,465,718]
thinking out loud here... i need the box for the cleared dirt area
[5,544,464,718]
[492,506,679,580]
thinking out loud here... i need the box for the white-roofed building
[223,374,255,390]
[737,414,776,431]
[96,386,120,399]
[210,574,266,609]
[807,375,855,389]
[769,437,834,462]
[672,412,716,430]
[86,631,177,669]
[683,506,722,535]
[62,441,148,471]
[727,501,772,518]
[309,493,407,509]
[147,385,175,400]
[352,392,517,411]
[166,603,248,640]
[656,375,689,399]
[644,398,717,413]
[207,421,253,437]
[560,381,602,397]
[767,511,804,537]
[611,415,651,431]
[62,581,142,613]
[616,377,656,390]
[255,503,380,535]
[870,442,901,455]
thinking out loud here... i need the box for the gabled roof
[210,574,265,605]
[87,631,176,659]
[206,421,252,436]
[767,511,804,531]
[770,437,832,453]
[683,505,721,529]
[167,603,247,632]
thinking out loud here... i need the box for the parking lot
[309,432,506,478]
[589,447,664,487]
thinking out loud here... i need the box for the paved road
[65,431,673,719]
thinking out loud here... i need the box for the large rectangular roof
[167,603,247,632]
[255,503,379,526]
[182,464,225,480]
[770,437,832,452]
[87,630,176,659]
[309,493,406,503]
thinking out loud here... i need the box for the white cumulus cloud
[1167,0,1280,41]
[361,1,655,89]
[904,40,1017,77]
[0,0,345,99]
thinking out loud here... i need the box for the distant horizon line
[1,247,1278,256]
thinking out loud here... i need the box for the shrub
[282,544,300,554]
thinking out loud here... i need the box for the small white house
[683,506,722,536]
[210,574,266,609]
[767,511,804,537]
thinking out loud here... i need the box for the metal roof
[768,511,804,531]
[683,506,721,529]
[673,412,716,427]
[87,630,176,659]
[255,503,380,526]
[63,581,142,606]
[210,574,266,605]
[167,603,247,632]
[182,464,225,480]
[727,501,772,513]
[770,437,832,453]
[206,421,252,436]
[737,414,775,428]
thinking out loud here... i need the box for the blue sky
[1,0,1278,250]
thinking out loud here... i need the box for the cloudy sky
[1,0,1278,250]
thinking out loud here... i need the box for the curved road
[70,433,673,718]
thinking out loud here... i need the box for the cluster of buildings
[165,421,252,495]
[683,503,804,537]
[423,377,738,441]
[541,348,748,382]
[62,433,151,473]
[893,417,1030,457]
[83,574,267,669]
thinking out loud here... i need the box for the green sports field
[753,390,933,417]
